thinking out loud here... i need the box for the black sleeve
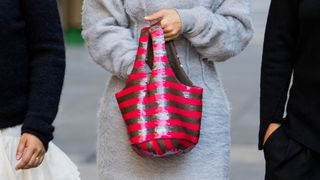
[20,0,66,150]
[259,0,299,149]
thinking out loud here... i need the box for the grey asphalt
[52,1,270,179]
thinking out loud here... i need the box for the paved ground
[52,1,270,179]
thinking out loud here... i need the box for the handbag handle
[148,23,195,87]
[129,22,195,87]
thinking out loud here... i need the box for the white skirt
[0,125,80,180]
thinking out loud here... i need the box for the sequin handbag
[115,22,203,157]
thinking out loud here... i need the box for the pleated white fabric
[0,125,80,180]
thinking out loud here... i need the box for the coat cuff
[175,9,196,33]
[21,115,55,151]
[21,129,50,151]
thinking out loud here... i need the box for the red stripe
[179,140,194,148]
[153,43,165,50]
[127,119,201,132]
[119,94,202,108]
[138,144,151,157]
[115,84,147,98]
[127,72,147,82]
[139,143,148,151]
[133,60,146,68]
[148,81,203,94]
[130,132,199,144]
[152,68,175,76]
[163,140,175,151]
[153,56,169,63]
[127,68,176,82]
[141,27,150,31]
[151,29,164,37]
[152,141,163,155]
[123,106,202,120]
[115,81,202,98]
[139,35,149,42]
[136,48,147,56]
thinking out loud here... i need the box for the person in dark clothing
[0,0,79,179]
[260,0,320,179]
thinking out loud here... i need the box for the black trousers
[263,127,320,180]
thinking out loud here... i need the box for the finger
[16,147,35,170]
[160,19,169,29]
[164,31,178,38]
[25,152,41,169]
[166,35,179,42]
[163,26,174,33]
[35,150,45,167]
[16,136,27,160]
[37,155,45,167]
[165,34,178,42]
[144,10,165,21]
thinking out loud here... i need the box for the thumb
[144,10,165,21]
[16,135,27,160]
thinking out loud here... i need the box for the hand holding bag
[115,22,203,158]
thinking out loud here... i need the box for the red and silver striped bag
[115,22,203,158]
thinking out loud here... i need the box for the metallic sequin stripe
[157,140,168,155]
[129,131,199,144]
[122,106,202,121]
[171,140,189,152]
[125,113,201,125]
[145,141,155,155]
[162,139,175,153]
[130,29,149,74]
[128,126,200,139]
[116,88,202,104]
[126,119,201,132]
[133,60,146,69]
[122,75,182,90]
[138,143,152,157]
[120,100,202,115]
[127,72,147,82]
[151,140,164,155]
[118,93,202,108]
[116,81,202,98]
[132,144,146,157]
[127,68,176,83]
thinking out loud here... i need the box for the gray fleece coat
[82,0,253,179]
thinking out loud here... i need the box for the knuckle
[161,21,167,27]
[36,148,42,153]
[21,160,28,164]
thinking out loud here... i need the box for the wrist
[175,8,196,33]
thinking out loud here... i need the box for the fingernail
[16,154,20,160]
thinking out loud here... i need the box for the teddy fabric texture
[82,0,253,179]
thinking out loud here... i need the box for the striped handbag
[115,22,203,158]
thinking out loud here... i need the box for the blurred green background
[59,0,84,45]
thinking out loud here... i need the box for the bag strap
[148,23,194,87]
[166,41,194,87]
[131,27,151,75]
